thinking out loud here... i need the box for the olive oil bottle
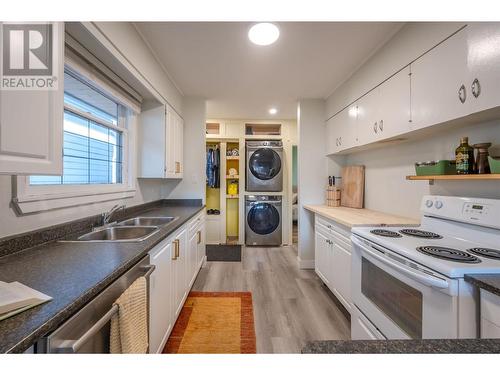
[455,137,475,174]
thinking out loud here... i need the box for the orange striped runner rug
[163,292,256,354]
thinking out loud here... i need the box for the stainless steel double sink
[73,216,178,242]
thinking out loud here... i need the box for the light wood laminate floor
[192,245,351,353]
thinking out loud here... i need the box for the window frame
[13,71,137,214]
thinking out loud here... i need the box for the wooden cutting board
[340,165,365,209]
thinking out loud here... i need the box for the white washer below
[245,195,282,246]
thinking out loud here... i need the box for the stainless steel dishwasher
[38,256,155,353]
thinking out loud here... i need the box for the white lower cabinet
[172,227,187,318]
[197,219,206,268]
[149,240,173,353]
[480,289,500,339]
[314,228,332,286]
[148,212,206,353]
[331,234,352,310]
[188,212,205,289]
[314,215,352,313]
[206,215,222,244]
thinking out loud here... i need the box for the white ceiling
[134,22,404,120]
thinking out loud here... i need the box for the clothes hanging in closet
[206,146,220,188]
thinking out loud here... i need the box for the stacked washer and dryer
[245,140,283,246]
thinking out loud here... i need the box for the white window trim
[13,93,137,215]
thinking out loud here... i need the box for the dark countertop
[0,202,204,354]
[302,339,500,354]
[464,274,500,297]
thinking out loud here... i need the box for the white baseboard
[297,256,314,269]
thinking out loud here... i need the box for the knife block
[326,186,341,207]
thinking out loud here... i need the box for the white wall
[0,114,163,238]
[0,22,189,239]
[341,120,500,220]
[85,22,183,115]
[0,178,162,238]
[326,22,465,119]
[161,97,207,202]
[297,99,326,269]
[324,21,500,221]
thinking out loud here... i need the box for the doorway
[291,145,298,246]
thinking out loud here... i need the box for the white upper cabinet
[0,23,64,175]
[328,67,410,154]
[165,105,183,178]
[173,109,184,178]
[465,23,500,115]
[138,103,183,179]
[326,103,357,154]
[165,108,176,177]
[356,87,380,146]
[377,66,411,139]
[326,23,500,155]
[410,27,469,131]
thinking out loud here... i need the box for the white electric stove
[350,195,500,341]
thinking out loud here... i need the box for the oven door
[351,235,459,340]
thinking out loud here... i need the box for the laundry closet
[204,120,297,246]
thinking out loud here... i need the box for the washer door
[247,203,280,235]
[249,148,281,180]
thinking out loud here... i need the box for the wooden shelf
[406,174,500,184]
[226,195,239,199]
[226,175,239,179]
[226,156,240,160]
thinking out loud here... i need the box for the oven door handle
[352,236,449,289]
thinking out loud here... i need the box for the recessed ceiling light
[248,23,280,46]
[269,107,278,115]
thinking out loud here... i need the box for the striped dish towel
[110,276,148,354]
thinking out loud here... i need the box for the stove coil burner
[467,248,500,260]
[416,246,481,263]
[370,229,402,238]
[400,229,443,239]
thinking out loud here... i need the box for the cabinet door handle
[373,122,378,133]
[458,84,467,104]
[379,120,384,132]
[171,243,177,260]
[472,78,481,98]
[197,230,201,244]
[173,239,180,259]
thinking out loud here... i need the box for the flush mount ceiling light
[269,107,278,115]
[248,23,280,46]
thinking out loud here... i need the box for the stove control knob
[435,201,443,209]
[425,199,433,208]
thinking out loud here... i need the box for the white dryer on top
[245,140,283,192]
